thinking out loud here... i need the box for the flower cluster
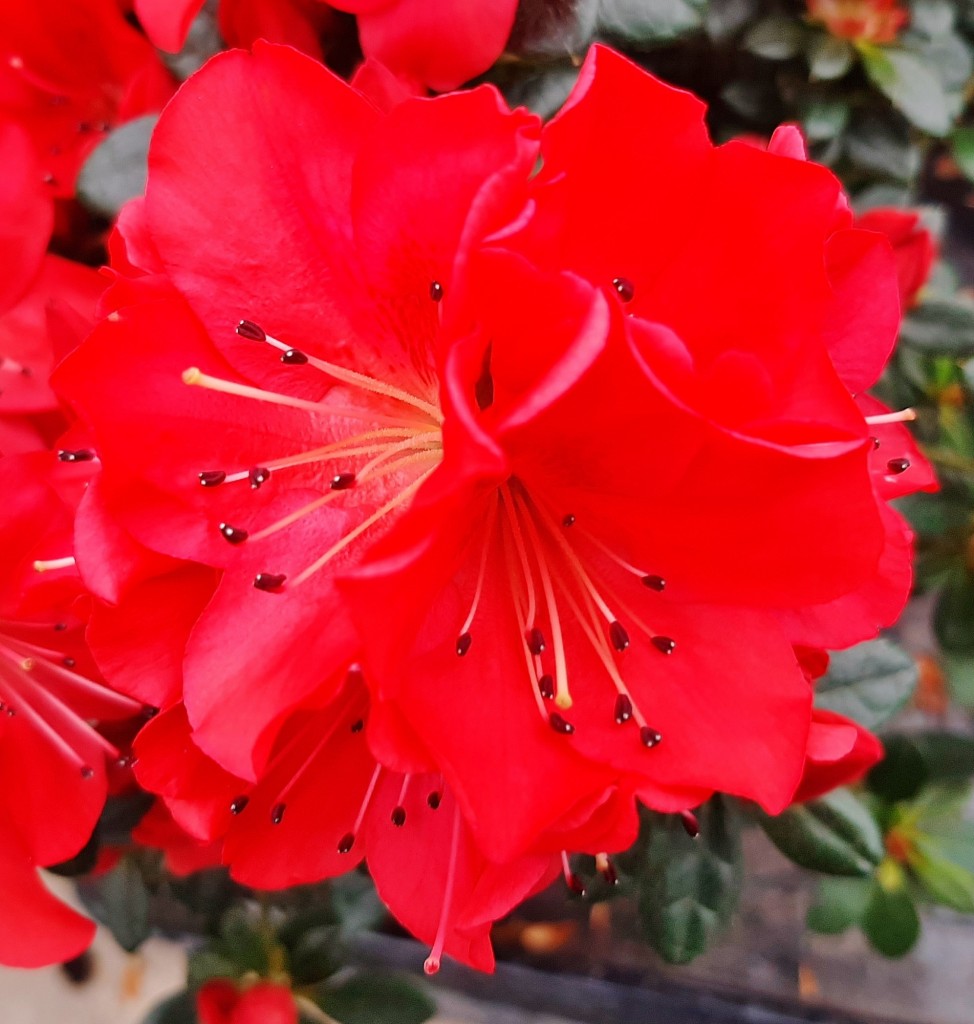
[0,0,937,979]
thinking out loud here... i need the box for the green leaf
[76,115,158,219]
[867,735,929,802]
[900,298,974,357]
[500,67,581,120]
[187,950,243,989]
[330,872,388,934]
[845,113,920,180]
[814,638,917,731]
[802,99,851,141]
[508,0,598,55]
[935,567,974,653]
[704,0,759,41]
[860,46,952,137]
[911,840,974,911]
[210,907,270,976]
[862,879,921,956]
[597,0,707,44]
[318,973,436,1024]
[909,0,955,37]
[634,796,743,964]
[807,33,855,79]
[951,126,974,182]
[943,651,974,708]
[760,789,885,877]
[922,822,974,872]
[140,992,197,1024]
[743,16,804,59]
[806,876,872,933]
[97,859,151,953]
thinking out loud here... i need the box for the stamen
[608,621,630,652]
[427,790,442,810]
[579,527,667,592]
[680,809,700,838]
[56,449,95,463]
[429,281,444,302]
[271,802,286,824]
[219,523,249,544]
[199,470,226,487]
[32,557,75,573]
[562,514,576,527]
[527,627,546,656]
[391,774,411,827]
[561,852,586,896]
[612,277,635,302]
[886,458,910,475]
[230,795,249,814]
[865,408,916,425]
[640,725,663,748]
[651,636,676,655]
[548,711,575,735]
[424,804,462,976]
[234,323,442,422]
[340,763,382,854]
[292,468,436,586]
[614,693,633,724]
[596,853,618,885]
[642,575,667,592]
[456,500,499,649]
[254,572,286,592]
[281,349,308,365]
[330,472,356,490]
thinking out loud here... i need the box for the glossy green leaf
[598,0,707,44]
[141,992,197,1024]
[743,16,804,59]
[862,880,921,956]
[845,113,920,180]
[97,858,151,953]
[802,99,851,141]
[806,876,872,933]
[508,0,598,55]
[76,115,158,219]
[951,127,974,182]
[634,796,743,964]
[704,0,759,40]
[807,33,854,79]
[860,46,952,137]
[867,735,929,802]
[935,568,974,653]
[900,298,974,357]
[814,639,917,731]
[318,973,436,1024]
[943,651,974,709]
[760,789,885,877]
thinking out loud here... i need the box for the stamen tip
[181,366,202,385]
[423,955,441,976]
[555,694,573,710]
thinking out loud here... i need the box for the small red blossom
[57,43,932,919]
[0,0,175,197]
[197,980,297,1024]
[794,707,884,803]
[856,208,937,309]
[0,452,143,967]
[806,0,908,44]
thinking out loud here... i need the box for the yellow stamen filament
[865,408,916,426]
[257,329,442,423]
[181,367,420,428]
[500,488,537,632]
[32,556,76,573]
[292,465,437,585]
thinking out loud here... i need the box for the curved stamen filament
[250,328,442,423]
[353,765,383,836]
[182,367,421,428]
[865,408,916,426]
[424,804,462,975]
[292,465,436,586]
[32,556,75,573]
[500,488,537,629]
[513,493,570,710]
[457,498,499,638]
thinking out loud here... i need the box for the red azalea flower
[806,0,908,43]
[0,0,175,197]
[330,0,519,90]
[197,980,297,1024]
[0,452,143,966]
[0,122,52,314]
[856,208,937,310]
[794,707,884,803]
[57,44,930,874]
[135,0,335,61]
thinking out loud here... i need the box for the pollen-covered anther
[56,448,95,463]
[330,472,356,490]
[612,276,635,302]
[640,725,663,748]
[549,711,575,735]
[608,620,629,652]
[886,457,910,475]
[455,632,472,657]
[281,348,308,365]
[253,572,286,592]
[219,522,248,544]
[614,693,633,724]
[651,635,676,655]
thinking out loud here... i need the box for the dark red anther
[62,657,76,669]
[640,726,662,748]
[427,791,442,810]
[642,574,666,591]
[566,872,586,897]
[281,348,308,365]
[562,513,576,527]
[680,809,700,838]
[338,832,355,854]
[350,718,364,733]
[538,674,555,700]
[609,621,630,652]
[80,766,94,779]
[391,806,406,827]
[614,693,632,724]
[612,277,635,302]
[456,632,472,657]
[330,472,356,490]
[230,795,249,815]
[429,281,444,302]
[271,803,286,825]
[54,622,67,631]
[198,470,226,487]
[57,449,95,463]
[219,522,249,544]
[527,627,546,655]
[549,712,575,735]
[887,457,910,475]
[651,636,676,655]
[600,858,619,886]
[254,572,286,592]
[236,319,266,341]
[871,436,881,450]
[249,466,270,489]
